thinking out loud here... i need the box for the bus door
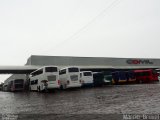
[112,72,119,84]
[93,72,104,87]
[118,71,127,83]
[128,71,136,82]
[125,71,130,82]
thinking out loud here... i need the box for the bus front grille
[47,75,56,81]
[70,75,78,81]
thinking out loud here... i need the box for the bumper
[82,83,93,86]
[47,84,60,89]
[67,84,81,88]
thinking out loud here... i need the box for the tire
[115,80,119,85]
[37,86,41,92]
[63,84,67,90]
[29,86,31,91]
[136,79,139,84]
[126,79,129,84]
[37,86,39,92]
[146,78,149,83]
[60,85,63,90]
[139,80,142,84]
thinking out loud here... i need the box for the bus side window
[31,72,36,77]
[80,73,82,77]
[35,80,38,84]
[30,81,34,85]
[32,69,43,77]
[30,73,34,77]
[31,80,38,85]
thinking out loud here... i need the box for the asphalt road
[0,83,160,120]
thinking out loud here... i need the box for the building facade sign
[126,59,153,65]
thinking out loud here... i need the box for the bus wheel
[139,80,142,84]
[115,80,119,85]
[39,86,41,92]
[37,86,39,92]
[37,86,40,92]
[136,79,139,84]
[63,84,67,90]
[126,79,129,84]
[60,85,63,90]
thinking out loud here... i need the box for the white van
[80,71,93,86]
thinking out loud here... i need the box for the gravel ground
[0,83,160,120]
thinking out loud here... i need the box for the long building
[26,55,160,68]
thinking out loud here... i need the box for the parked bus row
[29,66,98,92]
[3,66,159,92]
[111,69,159,84]
[29,66,159,92]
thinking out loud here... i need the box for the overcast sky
[0,0,160,82]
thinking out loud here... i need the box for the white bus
[59,67,81,89]
[29,66,60,91]
[80,71,93,87]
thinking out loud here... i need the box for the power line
[52,0,121,51]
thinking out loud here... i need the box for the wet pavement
[0,83,160,120]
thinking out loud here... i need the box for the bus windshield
[83,72,92,76]
[45,67,58,72]
[68,68,79,72]
[15,79,24,84]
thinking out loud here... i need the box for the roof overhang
[0,65,159,74]
[0,65,40,74]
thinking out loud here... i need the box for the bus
[59,67,81,89]
[29,66,60,91]
[112,71,119,84]
[8,79,24,92]
[126,71,136,83]
[80,71,93,87]
[118,71,128,83]
[134,69,159,83]
[93,72,105,87]
[112,71,128,84]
